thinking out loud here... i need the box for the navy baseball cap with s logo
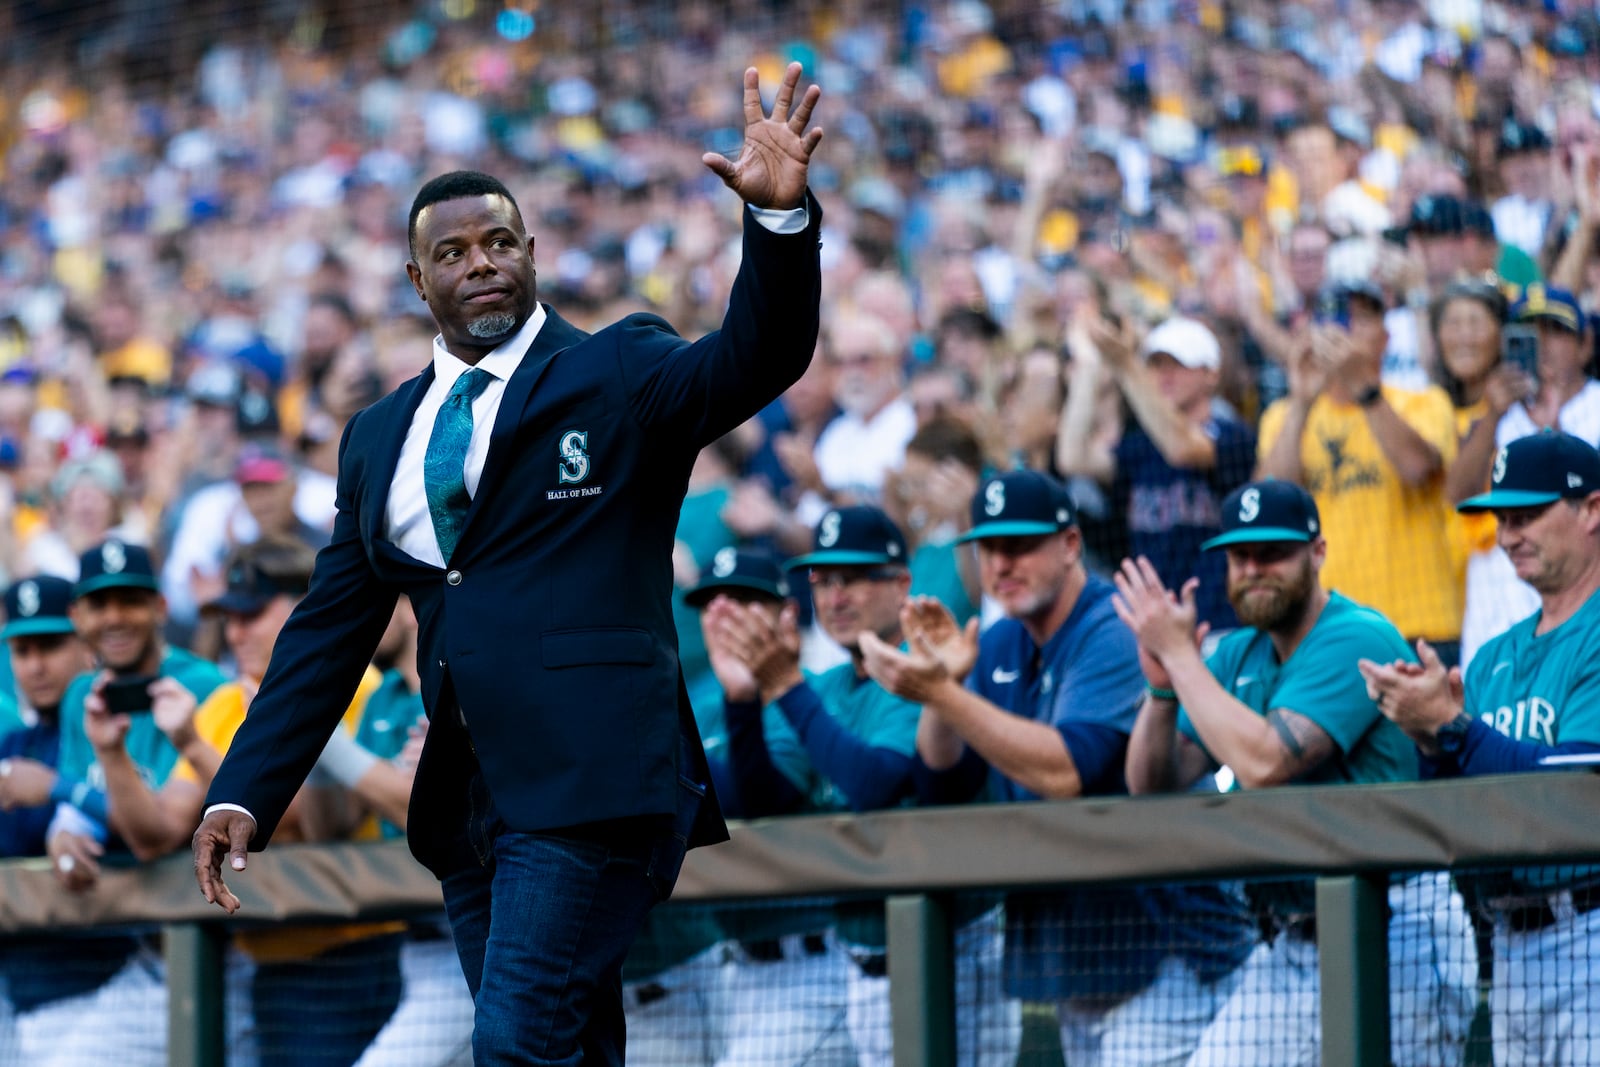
[956,469,1077,543]
[74,540,160,599]
[786,506,908,569]
[1,575,77,640]
[1202,480,1321,551]
[1459,430,1600,512]
[684,547,791,606]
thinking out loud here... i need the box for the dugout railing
[2,771,1598,1067]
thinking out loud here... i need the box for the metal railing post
[887,893,955,1067]
[1316,874,1390,1067]
[165,922,227,1067]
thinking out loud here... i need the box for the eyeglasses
[808,567,903,592]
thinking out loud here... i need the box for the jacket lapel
[456,306,587,543]
[363,366,435,543]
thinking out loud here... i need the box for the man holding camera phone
[17,540,225,1067]
[48,540,226,882]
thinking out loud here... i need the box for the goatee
[467,312,518,340]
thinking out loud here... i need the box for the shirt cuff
[749,204,809,234]
[204,802,257,826]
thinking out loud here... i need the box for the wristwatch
[1355,382,1384,408]
[1434,714,1474,759]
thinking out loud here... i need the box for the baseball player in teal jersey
[22,540,226,1067]
[1363,431,1600,1067]
[51,542,227,841]
[707,509,919,1067]
[1117,479,1476,1067]
[711,506,1020,1067]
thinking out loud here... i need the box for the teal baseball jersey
[909,540,978,626]
[1465,588,1600,747]
[1180,592,1418,786]
[1466,587,1600,893]
[795,660,921,813]
[57,646,227,791]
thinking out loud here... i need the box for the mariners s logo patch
[558,430,591,484]
[818,511,842,547]
[984,481,1006,516]
[1239,488,1261,523]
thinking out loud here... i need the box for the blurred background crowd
[0,1,1596,1064]
[0,0,1594,676]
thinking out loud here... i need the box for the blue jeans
[441,770,694,1065]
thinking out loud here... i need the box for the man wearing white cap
[1059,314,1256,633]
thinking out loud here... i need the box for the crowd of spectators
[2,0,1600,1063]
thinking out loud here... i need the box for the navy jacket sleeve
[618,193,823,448]
[205,414,399,848]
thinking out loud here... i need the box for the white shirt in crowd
[812,395,917,506]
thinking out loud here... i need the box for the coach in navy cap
[1459,430,1600,513]
[861,465,1258,1045]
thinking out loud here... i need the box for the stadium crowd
[2,0,1600,1063]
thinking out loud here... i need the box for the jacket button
[446,570,462,586]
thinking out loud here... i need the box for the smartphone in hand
[102,674,160,715]
[1503,324,1540,385]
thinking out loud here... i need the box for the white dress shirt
[385,305,547,568]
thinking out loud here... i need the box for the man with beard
[861,470,1253,1067]
[1114,479,1475,1067]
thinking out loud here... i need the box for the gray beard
[467,312,518,340]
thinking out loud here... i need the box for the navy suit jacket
[206,197,823,877]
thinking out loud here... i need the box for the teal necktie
[424,367,493,564]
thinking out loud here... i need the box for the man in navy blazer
[193,63,824,1065]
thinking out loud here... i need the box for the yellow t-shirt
[176,667,402,962]
[1259,386,1464,641]
[1446,403,1500,577]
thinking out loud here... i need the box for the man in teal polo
[1363,431,1600,1066]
